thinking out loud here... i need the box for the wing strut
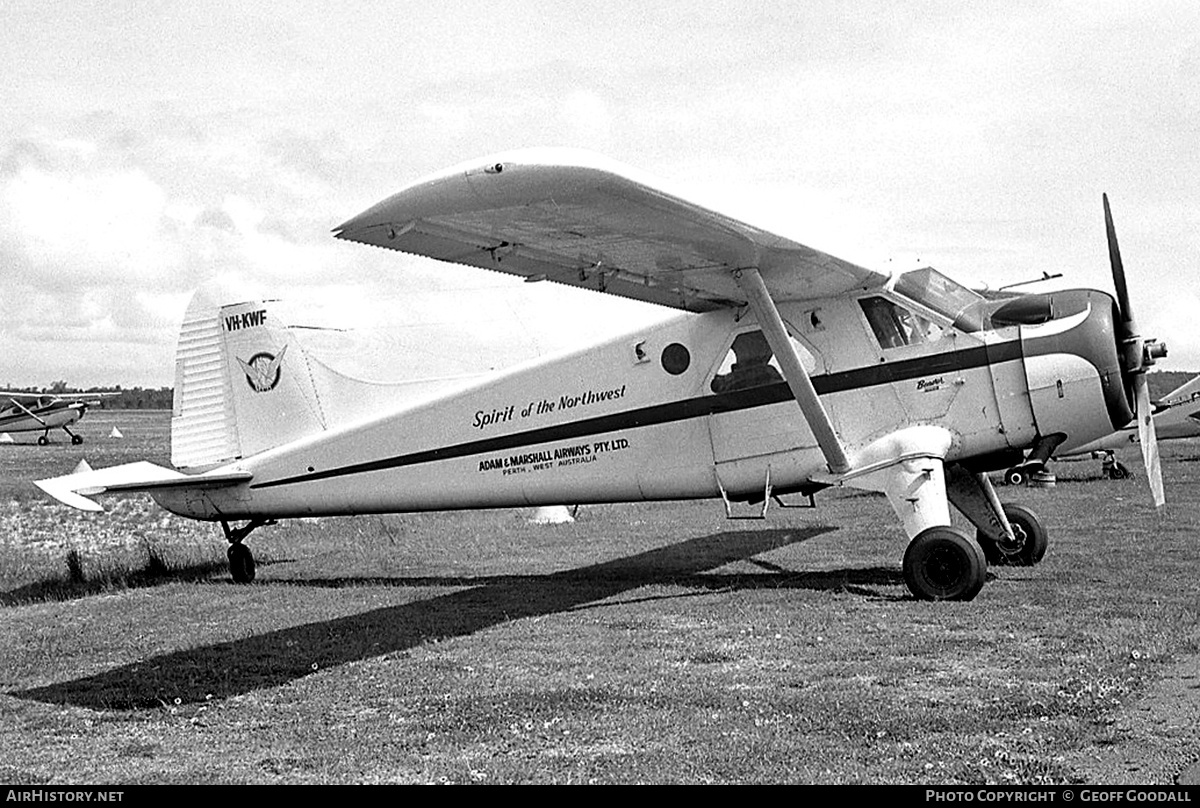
[733,267,851,474]
[7,397,48,426]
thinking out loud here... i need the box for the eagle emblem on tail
[236,345,287,393]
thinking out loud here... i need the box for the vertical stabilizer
[172,290,327,469]
[171,286,486,470]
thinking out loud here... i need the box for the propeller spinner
[1104,193,1167,506]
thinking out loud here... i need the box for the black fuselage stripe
[251,341,1025,490]
[0,408,66,427]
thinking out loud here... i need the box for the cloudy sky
[3,1,1197,388]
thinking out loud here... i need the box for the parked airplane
[1,391,119,445]
[1003,374,1200,484]
[36,149,1168,601]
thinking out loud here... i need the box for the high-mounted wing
[1,390,121,403]
[334,148,886,313]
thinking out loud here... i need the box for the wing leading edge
[334,148,886,313]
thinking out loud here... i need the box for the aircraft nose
[1022,289,1134,436]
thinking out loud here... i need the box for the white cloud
[559,90,612,143]
[3,164,167,280]
[3,2,1199,387]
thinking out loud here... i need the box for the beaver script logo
[236,345,287,393]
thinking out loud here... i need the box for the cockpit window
[710,330,816,393]
[894,267,985,332]
[859,297,945,349]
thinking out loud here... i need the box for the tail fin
[171,286,484,470]
[172,289,329,468]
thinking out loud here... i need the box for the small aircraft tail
[171,288,325,468]
[171,286,480,469]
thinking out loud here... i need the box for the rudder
[172,289,327,469]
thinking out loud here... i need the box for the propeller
[1103,193,1166,506]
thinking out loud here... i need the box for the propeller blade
[1135,376,1165,507]
[1103,193,1133,324]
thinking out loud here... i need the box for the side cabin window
[710,329,816,393]
[858,296,945,350]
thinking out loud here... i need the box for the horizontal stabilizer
[35,461,252,512]
[1160,374,1200,408]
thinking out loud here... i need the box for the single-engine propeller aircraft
[1,390,119,445]
[35,149,1169,601]
[1004,374,1200,484]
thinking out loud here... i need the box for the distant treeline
[99,387,174,410]
[4,384,174,410]
[1146,371,1196,402]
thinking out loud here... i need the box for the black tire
[1108,461,1131,480]
[903,526,988,601]
[228,543,256,584]
[71,434,83,445]
[37,435,49,446]
[977,503,1048,566]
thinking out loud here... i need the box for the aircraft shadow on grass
[11,525,906,710]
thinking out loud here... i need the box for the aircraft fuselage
[0,401,85,433]
[151,285,1129,522]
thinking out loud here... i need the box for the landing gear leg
[946,463,1049,566]
[63,426,83,445]
[220,518,275,584]
[847,453,989,601]
[978,503,1047,566]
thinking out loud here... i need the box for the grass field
[1,410,1199,784]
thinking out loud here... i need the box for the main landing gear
[1003,463,1040,487]
[974,502,1047,567]
[1098,451,1131,480]
[903,527,988,602]
[37,426,84,445]
[220,518,275,584]
[883,460,1050,602]
[1003,434,1068,486]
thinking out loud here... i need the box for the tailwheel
[903,526,987,602]
[976,502,1047,567]
[220,518,273,584]
[227,542,256,584]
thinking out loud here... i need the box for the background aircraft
[1003,374,1200,484]
[36,149,1168,602]
[0,391,118,445]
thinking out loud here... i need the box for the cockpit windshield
[893,267,986,332]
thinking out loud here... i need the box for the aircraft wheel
[903,526,987,602]
[1107,461,1131,480]
[71,434,83,445]
[977,503,1048,567]
[228,543,256,584]
[1003,465,1032,485]
[37,436,49,446]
